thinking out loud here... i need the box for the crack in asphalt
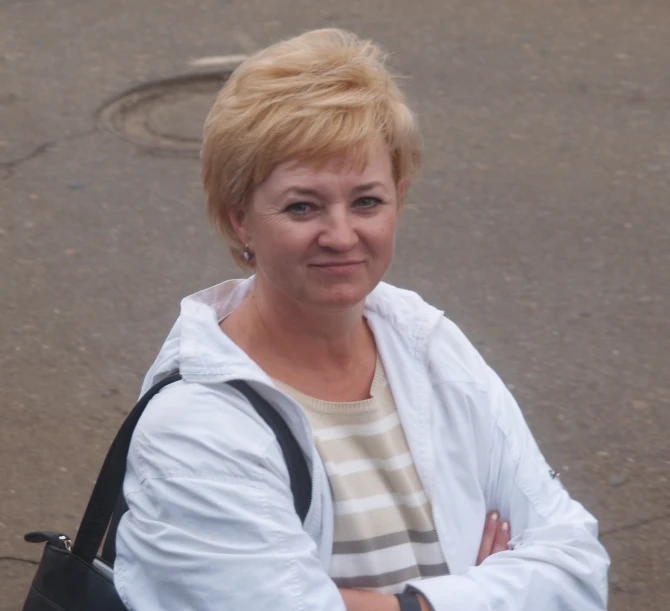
[0,141,53,174]
[0,555,39,566]
[0,129,97,180]
[600,511,670,538]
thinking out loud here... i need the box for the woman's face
[233,142,402,311]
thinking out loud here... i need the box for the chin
[310,283,371,309]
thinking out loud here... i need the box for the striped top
[275,357,449,594]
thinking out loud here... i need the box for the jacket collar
[153,277,443,384]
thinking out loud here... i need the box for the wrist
[394,592,422,611]
[395,591,432,611]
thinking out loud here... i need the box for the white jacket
[114,278,609,611]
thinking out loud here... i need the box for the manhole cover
[97,71,232,157]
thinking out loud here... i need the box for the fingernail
[502,521,510,532]
[490,512,499,521]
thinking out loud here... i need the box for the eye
[354,196,382,209]
[284,202,316,215]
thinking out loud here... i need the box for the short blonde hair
[201,28,422,269]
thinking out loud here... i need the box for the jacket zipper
[389,334,453,578]
[431,504,451,575]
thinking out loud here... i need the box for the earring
[243,244,253,261]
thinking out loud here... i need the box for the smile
[310,261,364,275]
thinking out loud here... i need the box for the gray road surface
[1,1,669,609]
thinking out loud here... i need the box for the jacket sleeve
[114,383,345,611]
[408,357,610,610]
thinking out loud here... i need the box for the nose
[317,206,359,252]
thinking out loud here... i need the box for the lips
[311,261,363,267]
[309,261,364,274]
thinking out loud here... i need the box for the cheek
[256,220,315,265]
[368,212,398,252]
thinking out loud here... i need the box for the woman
[114,29,609,611]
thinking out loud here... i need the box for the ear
[228,205,251,246]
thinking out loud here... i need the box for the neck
[236,276,372,370]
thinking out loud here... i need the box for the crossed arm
[340,512,511,611]
[116,379,607,610]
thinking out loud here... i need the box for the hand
[339,588,431,611]
[476,511,511,565]
[339,512,510,610]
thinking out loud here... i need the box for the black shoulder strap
[73,374,311,566]
[74,372,183,564]
[228,380,311,523]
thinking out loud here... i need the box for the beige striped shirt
[275,357,449,594]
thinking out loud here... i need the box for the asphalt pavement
[1,1,669,609]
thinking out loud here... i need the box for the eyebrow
[281,181,388,199]
[352,181,387,194]
[281,187,323,199]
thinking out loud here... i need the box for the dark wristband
[394,592,422,611]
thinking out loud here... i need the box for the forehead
[264,141,395,191]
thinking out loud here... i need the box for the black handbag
[21,373,312,611]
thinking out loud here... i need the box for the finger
[476,511,500,565]
[491,520,511,554]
